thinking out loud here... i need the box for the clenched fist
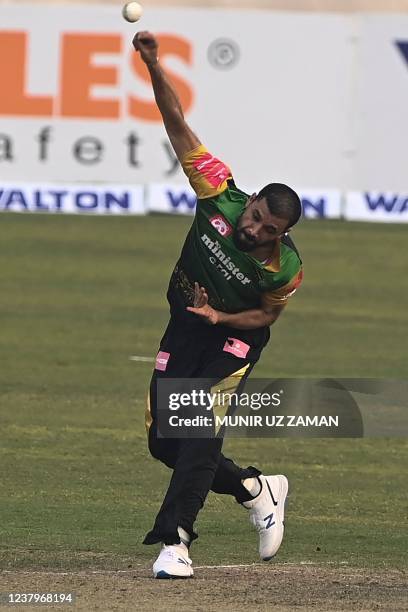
[133,31,159,66]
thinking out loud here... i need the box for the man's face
[232,195,290,252]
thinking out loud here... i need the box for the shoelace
[162,546,192,564]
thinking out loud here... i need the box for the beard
[232,227,257,252]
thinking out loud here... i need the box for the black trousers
[143,312,270,546]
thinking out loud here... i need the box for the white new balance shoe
[152,544,194,579]
[243,474,289,561]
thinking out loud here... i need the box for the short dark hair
[256,183,302,229]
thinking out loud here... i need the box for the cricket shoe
[243,474,289,561]
[153,544,194,579]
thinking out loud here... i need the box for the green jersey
[168,145,303,315]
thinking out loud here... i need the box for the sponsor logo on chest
[201,233,251,285]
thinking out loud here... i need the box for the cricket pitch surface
[2,564,407,611]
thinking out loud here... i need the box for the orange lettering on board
[129,35,194,122]
[60,34,121,118]
[0,31,53,116]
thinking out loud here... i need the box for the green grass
[0,213,407,570]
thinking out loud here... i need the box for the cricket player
[133,32,303,579]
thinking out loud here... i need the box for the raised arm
[132,31,200,161]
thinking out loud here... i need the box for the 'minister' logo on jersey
[209,214,232,237]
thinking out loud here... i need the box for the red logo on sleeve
[193,153,231,188]
[210,214,233,237]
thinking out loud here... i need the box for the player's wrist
[214,309,225,325]
[146,56,159,68]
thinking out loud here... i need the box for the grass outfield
[0,213,407,573]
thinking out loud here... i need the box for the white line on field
[2,561,339,577]
[1,569,144,576]
[195,564,262,569]
[129,356,155,362]
[0,565,258,576]
[195,561,318,569]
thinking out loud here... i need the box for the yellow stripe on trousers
[210,364,250,434]
[145,391,153,434]
[144,364,250,436]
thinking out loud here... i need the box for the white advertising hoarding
[299,190,342,220]
[147,183,342,219]
[0,182,145,215]
[345,191,408,222]
[351,16,408,192]
[1,5,408,216]
[0,5,352,191]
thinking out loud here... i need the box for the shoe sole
[154,570,194,579]
[262,474,289,561]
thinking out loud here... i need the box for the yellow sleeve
[262,269,304,308]
[181,144,233,199]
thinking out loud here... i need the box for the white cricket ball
[122,2,143,22]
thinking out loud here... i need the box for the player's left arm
[186,289,284,329]
[186,272,302,330]
[217,301,286,330]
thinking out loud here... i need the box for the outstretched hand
[186,282,219,325]
[132,31,159,66]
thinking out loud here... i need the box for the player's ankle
[177,526,191,548]
[242,476,262,498]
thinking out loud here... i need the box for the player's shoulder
[265,234,302,290]
[280,233,302,274]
